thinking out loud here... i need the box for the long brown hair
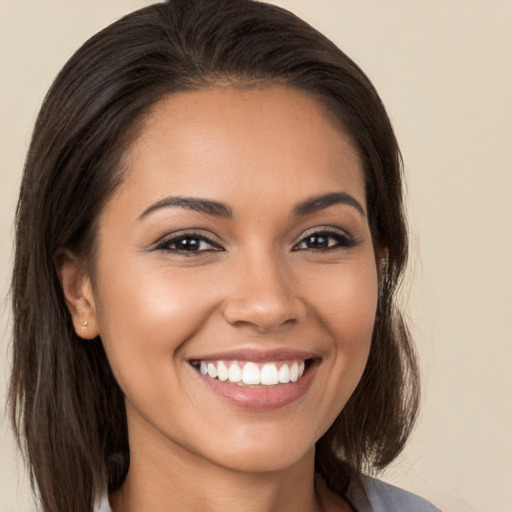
[9,1,419,510]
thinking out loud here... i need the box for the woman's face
[88,86,378,473]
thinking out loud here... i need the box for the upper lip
[188,347,319,362]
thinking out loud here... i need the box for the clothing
[96,494,110,512]
[96,475,440,511]
[346,476,441,512]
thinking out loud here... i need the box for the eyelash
[292,229,357,251]
[153,231,222,254]
[153,228,357,255]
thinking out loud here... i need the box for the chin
[209,443,314,475]
[185,420,321,475]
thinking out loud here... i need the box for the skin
[59,86,379,512]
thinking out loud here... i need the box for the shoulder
[347,475,441,512]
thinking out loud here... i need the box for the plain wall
[1,1,511,511]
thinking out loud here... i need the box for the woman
[9,0,440,511]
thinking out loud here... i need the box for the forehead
[115,85,365,214]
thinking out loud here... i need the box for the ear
[379,247,389,276]
[55,249,99,340]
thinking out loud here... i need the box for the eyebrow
[138,196,233,221]
[138,191,365,221]
[292,192,366,217]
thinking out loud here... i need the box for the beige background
[1,1,511,511]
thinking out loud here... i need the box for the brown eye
[293,230,355,251]
[304,234,330,249]
[155,233,222,253]
[173,237,204,251]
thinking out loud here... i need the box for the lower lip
[194,362,318,410]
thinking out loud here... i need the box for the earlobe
[377,247,389,305]
[376,247,389,277]
[55,249,99,340]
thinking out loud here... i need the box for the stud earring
[80,321,88,332]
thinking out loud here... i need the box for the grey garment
[96,476,441,512]
[347,475,441,512]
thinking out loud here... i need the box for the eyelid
[152,229,224,252]
[298,225,351,239]
[292,226,357,251]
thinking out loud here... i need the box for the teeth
[242,362,260,385]
[228,363,242,383]
[290,362,299,382]
[260,363,279,385]
[197,360,308,386]
[278,364,290,383]
[207,363,217,379]
[298,360,305,378]
[217,361,229,381]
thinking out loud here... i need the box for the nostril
[222,296,305,331]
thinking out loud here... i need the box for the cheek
[335,261,377,363]
[308,258,378,407]
[92,258,218,386]
[310,256,378,339]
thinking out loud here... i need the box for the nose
[221,253,306,332]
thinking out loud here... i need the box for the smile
[189,349,319,410]
[194,360,306,386]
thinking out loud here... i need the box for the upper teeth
[198,360,306,386]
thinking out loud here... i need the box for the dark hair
[9,1,419,510]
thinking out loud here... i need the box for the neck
[110,435,326,512]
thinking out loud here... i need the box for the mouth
[190,359,310,386]
[188,350,319,410]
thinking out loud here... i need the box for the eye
[293,229,356,251]
[154,231,223,254]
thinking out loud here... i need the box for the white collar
[95,493,111,512]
